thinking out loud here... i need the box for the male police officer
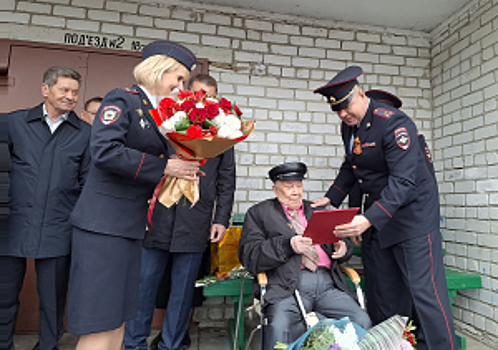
[312,66,456,350]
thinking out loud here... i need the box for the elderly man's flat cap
[141,40,196,71]
[314,66,363,111]
[366,89,402,109]
[269,162,307,183]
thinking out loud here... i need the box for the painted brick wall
[431,0,498,345]
[2,0,496,345]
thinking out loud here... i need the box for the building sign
[64,33,146,51]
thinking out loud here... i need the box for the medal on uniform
[139,118,151,129]
[353,136,362,155]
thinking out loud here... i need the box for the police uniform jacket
[144,147,236,253]
[0,105,91,258]
[238,198,354,304]
[70,86,167,239]
[326,99,440,248]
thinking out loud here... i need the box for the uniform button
[358,179,363,184]
[352,165,357,169]
[159,154,165,158]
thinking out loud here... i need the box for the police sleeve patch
[394,127,410,150]
[100,106,121,125]
[373,107,394,119]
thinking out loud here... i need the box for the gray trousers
[262,268,371,350]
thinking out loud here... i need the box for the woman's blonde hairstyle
[133,55,186,89]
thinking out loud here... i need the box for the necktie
[288,210,320,272]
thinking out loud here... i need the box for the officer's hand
[290,236,314,254]
[334,215,371,238]
[331,240,347,259]
[210,224,226,243]
[310,197,330,208]
[164,158,202,180]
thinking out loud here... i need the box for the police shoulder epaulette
[373,107,394,120]
[125,88,139,94]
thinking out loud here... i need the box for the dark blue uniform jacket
[326,99,440,248]
[0,104,91,258]
[70,86,168,239]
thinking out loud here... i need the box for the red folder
[303,208,359,244]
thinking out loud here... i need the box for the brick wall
[431,0,498,344]
[1,0,496,344]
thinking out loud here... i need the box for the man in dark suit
[238,162,371,350]
[312,66,456,350]
[0,66,91,350]
[124,74,236,350]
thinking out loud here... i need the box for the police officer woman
[67,41,201,350]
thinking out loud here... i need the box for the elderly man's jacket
[238,198,354,304]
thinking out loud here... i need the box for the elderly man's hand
[334,215,371,238]
[290,236,314,254]
[331,240,347,259]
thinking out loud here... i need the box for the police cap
[314,66,363,111]
[269,162,307,183]
[366,89,402,109]
[142,40,196,71]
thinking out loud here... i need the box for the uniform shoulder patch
[373,107,394,119]
[100,105,122,125]
[394,127,410,150]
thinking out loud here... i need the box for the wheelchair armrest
[340,265,361,284]
[257,272,268,286]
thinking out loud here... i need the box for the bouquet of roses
[148,89,254,211]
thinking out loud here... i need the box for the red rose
[181,100,196,113]
[188,108,207,125]
[219,98,232,112]
[186,124,203,139]
[209,125,218,136]
[158,97,178,119]
[178,90,194,100]
[194,89,207,101]
[204,103,220,119]
[233,105,243,117]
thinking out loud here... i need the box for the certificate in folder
[303,208,359,244]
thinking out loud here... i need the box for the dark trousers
[362,229,457,350]
[124,247,203,350]
[263,268,371,350]
[0,255,70,350]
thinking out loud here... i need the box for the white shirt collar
[138,85,159,109]
[43,104,68,134]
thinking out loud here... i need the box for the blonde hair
[133,55,186,89]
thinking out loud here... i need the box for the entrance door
[0,39,207,333]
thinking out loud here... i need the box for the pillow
[358,315,408,350]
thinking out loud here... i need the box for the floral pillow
[358,315,408,350]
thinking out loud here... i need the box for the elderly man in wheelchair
[238,162,371,350]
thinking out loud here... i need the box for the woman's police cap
[142,40,196,71]
[366,89,402,109]
[269,162,307,183]
[314,66,363,111]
